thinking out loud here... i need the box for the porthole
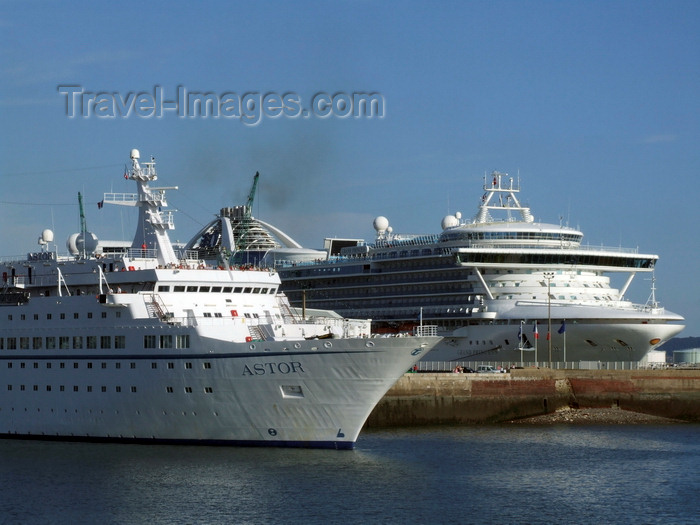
[324,342,332,348]
[365,341,375,348]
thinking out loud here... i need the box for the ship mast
[103,149,179,266]
[474,171,534,224]
[78,192,87,259]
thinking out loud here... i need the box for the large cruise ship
[0,149,440,449]
[186,171,684,364]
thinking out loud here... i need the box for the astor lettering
[243,361,305,376]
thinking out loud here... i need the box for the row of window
[441,230,583,243]
[6,360,207,370]
[8,311,112,321]
[1,335,126,351]
[143,334,190,349]
[0,334,191,351]
[6,384,214,393]
[156,284,277,294]
[455,252,654,269]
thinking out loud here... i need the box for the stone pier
[365,369,700,427]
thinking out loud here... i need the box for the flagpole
[534,322,538,366]
[519,320,524,366]
[563,318,567,365]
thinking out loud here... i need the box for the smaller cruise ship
[186,171,684,364]
[0,149,440,449]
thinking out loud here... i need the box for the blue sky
[1,0,698,336]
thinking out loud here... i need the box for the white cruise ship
[186,171,684,364]
[0,149,440,449]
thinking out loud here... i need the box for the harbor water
[1,424,697,524]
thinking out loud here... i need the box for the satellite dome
[373,216,389,232]
[130,148,140,159]
[76,232,99,255]
[67,232,99,256]
[455,211,462,219]
[441,215,459,230]
[41,229,54,243]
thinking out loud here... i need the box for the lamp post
[543,272,554,367]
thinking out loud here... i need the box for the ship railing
[103,192,138,205]
[414,325,438,337]
[125,247,159,259]
[372,234,441,248]
[177,249,201,261]
[458,242,640,254]
[415,360,655,372]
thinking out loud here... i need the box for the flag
[533,321,539,339]
[97,200,104,209]
[558,321,566,334]
[517,324,523,342]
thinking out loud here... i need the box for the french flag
[533,321,539,339]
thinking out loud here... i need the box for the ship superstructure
[277,172,684,363]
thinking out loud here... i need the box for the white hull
[428,320,683,363]
[1,336,432,449]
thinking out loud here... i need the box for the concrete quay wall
[365,369,700,427]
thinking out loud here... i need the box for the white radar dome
[67,232,99,256]
[67,233,80,255]
[373,216,389,232]
[441,215,459,230]
[130,148,140,159]
[76,232,99,255]
[455,211,462,219]
[41,229,54,243]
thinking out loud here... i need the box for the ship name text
[242,361,305,376]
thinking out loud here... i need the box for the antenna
[78,192,87,258]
